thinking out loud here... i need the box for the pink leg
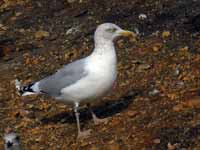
[74,103,91,139]
[91,111,108,125]
[87,104,108,125]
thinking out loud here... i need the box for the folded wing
[38,59,88,97]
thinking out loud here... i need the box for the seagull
[18,23,135,138]
[4,133,21,150]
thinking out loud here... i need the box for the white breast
[59,45,117,104]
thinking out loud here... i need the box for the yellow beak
[119,30,137,39]
[118,30,137,42]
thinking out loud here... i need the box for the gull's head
[94,23,136,42]
[4,133,20,150]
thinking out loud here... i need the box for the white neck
[87,38,117,72]
[92,38,115,55]
[86,37,117,77]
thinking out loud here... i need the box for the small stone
[134,27,140,35]
[153,139,160,144]
[19,28,25,33]
[167,143,180,150]
[174,68,180,76]
[108,140,114,144]
[167,93,177,100]
[15,12,22,16]
[137,64,151,72]
[27,104,34,109]
[162,31,171,38]
[80,141,89,147]
[152,43,162,52]
[176,81,184,88]
[127,110,138,117]
[149,89,160,96]
[0,87,5,92]
[138,13,147,20]
[35,136,42,142]
[179,46,189,52]
[152,46,159,52]
[185,97,200,108]
[0,24,8,30]
[173,104,184,112]
[101,127,107,131]
[152,46,160,52]
[116,39,124,48]
[35,30,50,39]
[111,118,120,126]
[90,145,98,150]
[108,143,120,150]
[66,27,79,35]
[67,0,77,3]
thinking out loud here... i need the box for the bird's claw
[77,129,91,139]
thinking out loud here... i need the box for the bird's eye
[106,28,117,33]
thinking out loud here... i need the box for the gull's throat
[93,39,115,56]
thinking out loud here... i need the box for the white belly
[59,68,116,104]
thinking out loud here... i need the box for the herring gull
[18,23,135,138]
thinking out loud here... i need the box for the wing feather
[38,59,87,96]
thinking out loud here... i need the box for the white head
[94,23,135,45]
[4,133,20,150]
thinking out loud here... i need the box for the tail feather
[19,82,40,96]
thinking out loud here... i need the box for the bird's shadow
[41,89,142,125]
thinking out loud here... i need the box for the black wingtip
[20,83,34,94]
[18,89,24,95]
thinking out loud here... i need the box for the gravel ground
[0,0,200,149]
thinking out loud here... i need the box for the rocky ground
[0,0,200,149]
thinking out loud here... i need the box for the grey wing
[38,59,88,96]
